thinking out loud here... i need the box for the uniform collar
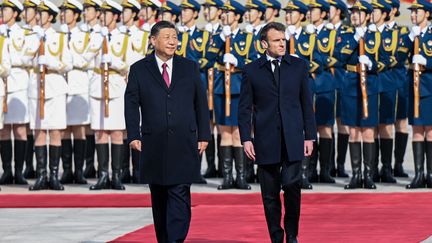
[377,23,386,33]
[334,22,342,30]
[387,21,396,29]
[316,23,325,34]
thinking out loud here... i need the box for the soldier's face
[221,11,236,25]
[262,29,286,58]
[309,7,321,23]
[203,6,219,22]
[411,9,428,24]
[60,9,76,25]
[1,7,15,23]
[285,10,302,25]
[159,12,175,23]
[329,6,339,22]
[122,8,135,24]
[371,8,385,24]
[151,27,178,59]
[23,7,37,23]
[139,6,155,21]
[181,8,196,24]
[36,11,51,26]
[350,10,367,26]
[100,11,115,26]
[265,7,277,21]
[84,6,98,22]
[246,9,261,24]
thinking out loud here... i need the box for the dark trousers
[258,140,301,243]
[149,184,192,243]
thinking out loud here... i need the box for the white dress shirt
[155,54,173,84]
[266,54,282,72]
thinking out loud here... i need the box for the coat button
[169,129,174,134]
[168,111,172,116]
[167,94,171,98]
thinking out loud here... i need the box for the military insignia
[368,40,374,45]
[240,47,244,51]
[385,38,391,44]
[337,36,341,43]
[303,42,309,48]
[197,37,202,43]
[323,37,329,43]
[239,41,246,46]
[399,38,403,45]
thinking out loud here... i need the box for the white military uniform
[86,28,128,130]
[0,34,12,129]
[119,24,148,64]
[28,27,73,129]
[4,23,34,124]
[66,25,92,126]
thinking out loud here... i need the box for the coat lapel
[145,53,169,92]
[168,55,181,92]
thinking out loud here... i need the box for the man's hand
[198,142,208,155]
[243,141,256,161]
[130,140,142,151]
[304,140,313,156]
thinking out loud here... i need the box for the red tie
[162,63,170,87]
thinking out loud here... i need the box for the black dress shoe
[287,235,298,243]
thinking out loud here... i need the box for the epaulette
[340,27,354,34]
[399,26,409,35]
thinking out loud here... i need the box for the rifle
[102,10,109,117]
[224,33,231,117]
[413,25,421,118]
[208,67,214,111]
[2,5,7,113]
[38,12,46,119]
[357,8,368,119]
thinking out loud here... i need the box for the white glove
[177,25,186,33]
[409,26,421,41]
[60,24,69,33]
[118,25,127,34]
[306,24,316,34]
[100,26,109,37]
[38,55,48,65]
[142,23,151,32]
[245,24,254,34]
[359,55,373,70]
[80,23,89,32]
[0,24,7,36]
[101,54,112,64]
[33,26,45,39]
[285,28,291,39]
[368,24,377,32]
[205,23,213,33]
[412,54,427,66]
[354,27,365,41]
[222,25,231,37]
[325,23,334,30]
[223,53,238,67]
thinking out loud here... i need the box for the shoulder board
[399,26,409,35]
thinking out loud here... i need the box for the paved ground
[0,136,431,242]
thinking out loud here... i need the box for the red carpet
[110,192,432,243]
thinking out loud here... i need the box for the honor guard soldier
[262,0,281,23]
[82,0,103,179]
[334,0,390,189]
[244,0,266,58]
[201,0,224,179]
[211,0,256,190]
[370,0,398,183]
[85,0,126,190]
[387,0,411,178]
[309,0,337,184]
[119,0,147,183]
[28,0,73,191]
[57,0,89,185]
[406,0,432,189]
[284,0,323,189]
[20,0,41,180]
[158,1,181,24]
[0,0,28,186]
[327,0,350,178]
[176,0,209,183]
[139,0,160,32]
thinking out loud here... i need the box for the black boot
[426,142,432,188]
[308,141,319,182]
[120,139,131,183]
[14,140,28,185]
[90,144,111,190]
[203,135,218,178]
[216,134,223,178]
[379,138,397,183]
[336,133,349,177]
[233,147,251,190]
[300,157,313,189]
[372,138,380,182]
[345,142,362,189]
[0,140,13,184]
[23,134,36,179]
[49,146,64,190]
[406,141,426,189]
[73,139,87,184]
[329,132,337,177]
[218,146,234,190]
[363,142,377,189]
[111,144,126,190]
[84,134,97,178]
[393,132,409,177]
[318,138,336,183]
[131,148,140,183]
[60,139,74,184]
[29,146,49,191]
